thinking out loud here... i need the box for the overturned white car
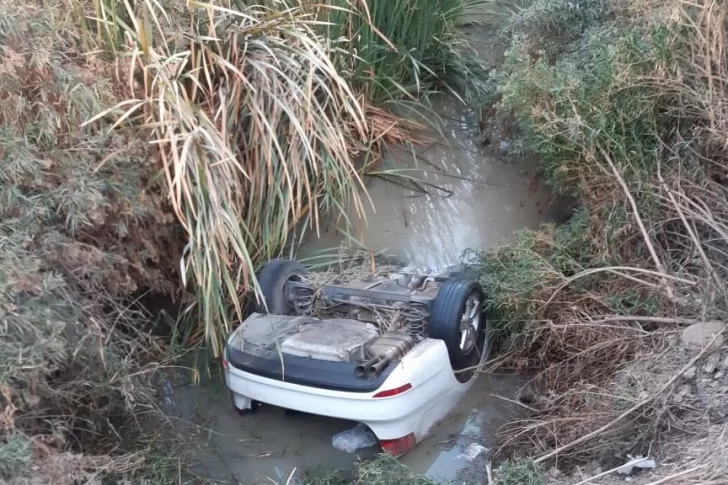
[223,259,488,456]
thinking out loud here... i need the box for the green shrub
[309,0,483,103]
[304,454,438,485]
[494,1,685,196]
[471,208,592,350]
[0,434,31,479]
[496,458,544,485]
[0,2,180,481]
[473,0,728,467]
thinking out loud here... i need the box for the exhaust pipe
[355,332,416,379]
[366,356,392,378]
[355,355,382,378]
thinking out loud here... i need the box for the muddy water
[165,368,524,484]
[298,21,562,270]
[298,95,556,270]
[170,21,561,485]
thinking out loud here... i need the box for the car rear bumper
[225,342,396,393]
[224,339,477,441]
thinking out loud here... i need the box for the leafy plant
[295,0,483,103]
[0,434,31,479]
[496,458,544,485]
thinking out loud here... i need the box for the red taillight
[372,383,412,398]
[222,358,229,369]
[380,433,416,456]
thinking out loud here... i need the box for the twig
[486,461,494,485]
[657,160,723,292]
[534,327,725,464]
[599,147,674,299]
[643,466,704,485]
[491,393,539,413]
[539,266,696,312]
[585,316,723,326]
[573,457,651,485]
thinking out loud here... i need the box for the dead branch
[599,147,674,299]
[533,326,725,464]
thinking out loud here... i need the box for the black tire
[429,278,487,372]
[255,258,308,315]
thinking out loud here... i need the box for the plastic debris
[616,455,657,475]
[332,423,379,453]
[457,443,488,461]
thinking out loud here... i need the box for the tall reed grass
[295,0,478,102]
[87,0,476,355]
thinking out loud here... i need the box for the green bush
[496,458,544,485]
[0,1,180,481]
[473,0,728,467]
[503,0,613,62]
[495,4,682,195]
[304,455,438,485]
[471,208,592,350]
[312,0,483,103]
[0,434,31,479]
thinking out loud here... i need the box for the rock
[673,384,691,403]
[715,371,725,380]
[684,366,697,379]
[721,355,728,370]
[682,321,725,349]
[704,352,721,373]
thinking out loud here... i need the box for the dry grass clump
[89,0,452,356]
[474,0,728,476]
[0,1,181,481]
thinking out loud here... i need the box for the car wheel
[255,258,308,315]
[429,278,488,372]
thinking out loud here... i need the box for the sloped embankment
[476,0,728,482]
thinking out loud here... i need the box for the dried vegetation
[1,0,480,481]
[0,0,186,482]
[475,0,728,481]
[88,0,478,356]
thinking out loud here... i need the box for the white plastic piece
[616,455,657,475]
[332,423,379,453]
[457,443,488,461]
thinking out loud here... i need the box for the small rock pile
[676,321,728,422]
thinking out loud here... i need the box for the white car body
[222,263,487,456]
[225,335,477,448]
